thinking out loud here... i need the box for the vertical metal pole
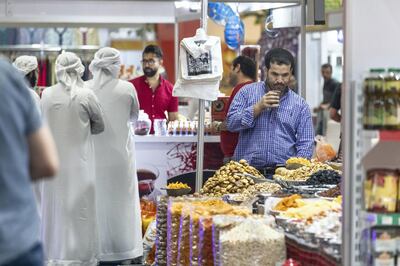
[300,0,307,99]
[174,20,179,82]
[195,0,208,192]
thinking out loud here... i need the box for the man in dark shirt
[315,63,340,135]
[220,56,257,162]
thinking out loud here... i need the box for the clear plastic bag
[218,218,286,266]
[198,216,214,266]
[155,196,168,266]
[177,204,193,266]
[167,198,185,266]
[315,135,337,162]
[212,215,246,266]
[143,219,157,266]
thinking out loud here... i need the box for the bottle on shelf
[383,69,400,130]
[364,68,386,130]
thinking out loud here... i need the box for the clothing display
[40,52,104,266]
[86,47,143,261]
[130,75,178,134]
[220,81,252,158]
[173,28,223,101]
[227,82,315,168]
[0,59,42,265]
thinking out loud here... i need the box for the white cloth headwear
[13,55,38,75]
[55,52,85,99]
[89,47,121,90]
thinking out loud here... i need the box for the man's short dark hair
[232,55,257,81]
[264,48,295,71]
[321,63,332,71]
[143,44,163,59]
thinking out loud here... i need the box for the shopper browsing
[13,55,41,111]
[314,63,341,135]
[227,48,314,174]
[0,59,58,266]
[40,52,104,266]
[220,55,257,162]
[87,47,143,264]
[129,45,178,134]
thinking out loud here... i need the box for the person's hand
[254,91,280,117]
[256,90,280,110]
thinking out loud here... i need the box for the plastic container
[367,169,398,213]
[134,110,151,135]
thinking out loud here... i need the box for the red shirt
[220,81,253,157]
[130,75,178,133]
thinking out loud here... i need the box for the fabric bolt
[130,75,178,134]
[0,28,18,45]
[220,81,253,157]
[17,28,47,45]
[37,58,47,86]
[86,47,143,261]
[40,52,105,266]
[13,55,38,75]
[0,59,42,265]
[227,81,314,168]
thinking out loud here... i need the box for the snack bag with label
[315,135,336,162]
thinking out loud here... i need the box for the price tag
[381,216,393,225]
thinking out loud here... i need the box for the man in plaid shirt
[227,48,314,174]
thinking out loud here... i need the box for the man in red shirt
[130,45,178,133]
[220,55,257,162]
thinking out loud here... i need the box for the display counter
[134,134,224,199]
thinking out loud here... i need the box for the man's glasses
[141,59,157,66]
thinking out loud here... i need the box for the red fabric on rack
[37,59,47,87]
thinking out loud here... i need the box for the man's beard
[229,73,238,87]
[265,79,288,94]
[144,67,158,77]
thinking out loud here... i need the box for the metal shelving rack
[342,0,400,264]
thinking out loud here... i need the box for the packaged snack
[218,218,286,266]
[167,198,185,266]
[155,196,168,266]
[368,169,398,213]
[372,227,397,253]
[373,251,395,266]
[315,135,336,162]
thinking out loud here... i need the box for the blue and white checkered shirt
[227,81,315,168]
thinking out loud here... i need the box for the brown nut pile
[200,160,260,197]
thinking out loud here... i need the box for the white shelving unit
[342,1,400,264]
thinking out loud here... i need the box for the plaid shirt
[227,81,314,168]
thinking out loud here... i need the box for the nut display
[286,157,311,166]
[200,160,261,197]
[275,161,334,181]
[240,182,282,199]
